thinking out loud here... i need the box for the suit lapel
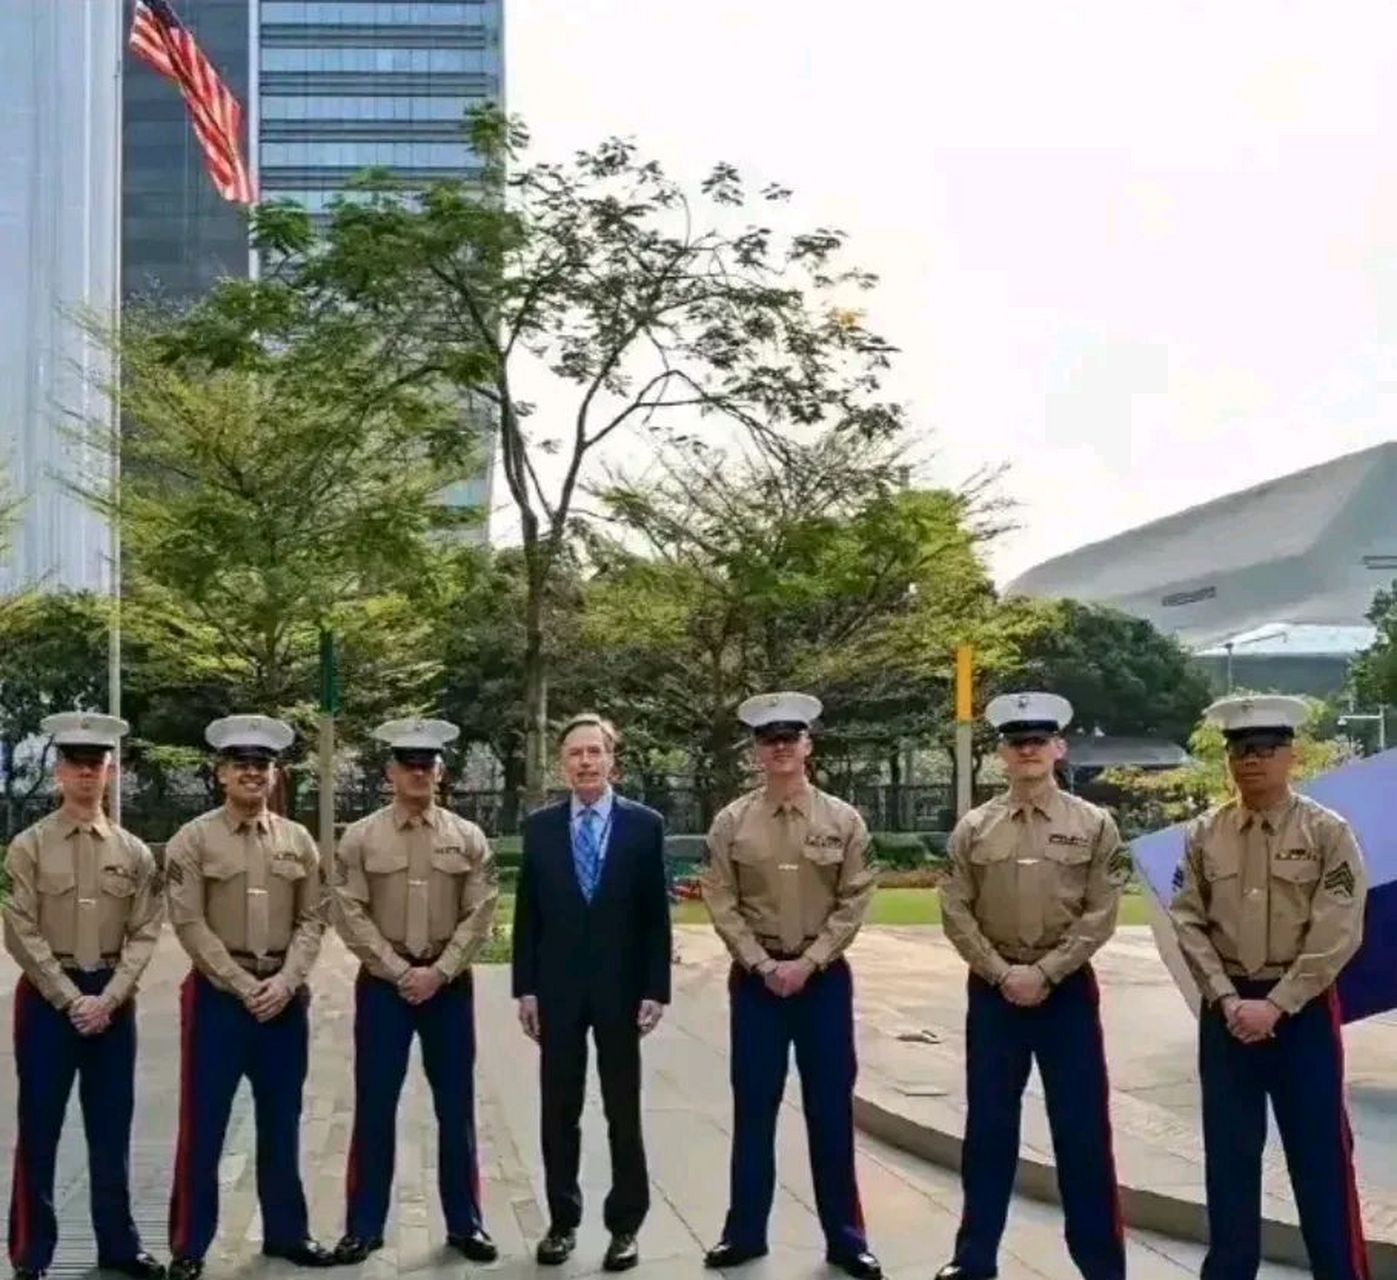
[554,803,588,908]
[591,798,626,904]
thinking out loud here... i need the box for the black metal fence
[1,782,996,845]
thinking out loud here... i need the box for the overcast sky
[505,0,1397,583]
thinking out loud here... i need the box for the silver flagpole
[108,1,125,823]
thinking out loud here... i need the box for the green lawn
[495,887,1150,929]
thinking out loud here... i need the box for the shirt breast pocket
[37,861,76,898]
[363,847,409,877]
[801,835,844,868]
[430,845,470,877]
[1271,855,1321,893]
[100,863,138,899]
[269,853,307,884]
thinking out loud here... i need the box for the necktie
[405,819,432,958]
[74,828,102,970]
[577,807,600,901]
[1238,819,1271,974]
[245,821,270,959]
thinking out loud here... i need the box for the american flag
[128,0,257,205]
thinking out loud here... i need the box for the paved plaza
[0,927,1315,1280]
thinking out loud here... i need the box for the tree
[990,598,1213,742]
[1103,696,1350,835]
[69,320,475,769]
[1348,579,1397,724]
[169,108,905,803]
[0,592,110,831]
[579,433,999,816]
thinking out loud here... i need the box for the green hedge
[869,831,949,868]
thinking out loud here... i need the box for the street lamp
[1337,712,1388,755]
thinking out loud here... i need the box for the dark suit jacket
[511,795,672,1021]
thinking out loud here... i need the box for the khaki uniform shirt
[1168,792,1366,1015]
[331,803,497,984]
[701,785,876,972]
[165,807,325,999]
[941,787,1128,986]
[2,810,164,1011]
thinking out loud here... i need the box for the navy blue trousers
[344,970,483,1242]
[954,967,1124,1280]
[1200,981,1368,1280]
[168,971,312,1261]
[8,972,143,1271]
[723,959,866,1258]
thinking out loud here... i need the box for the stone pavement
[794,925,1397,1276]
[0,928,1310,1280]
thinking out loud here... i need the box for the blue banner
[1133,748,1397,1023]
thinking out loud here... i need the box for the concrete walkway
[802,925,1397,1276]
[0,929,1309,1280]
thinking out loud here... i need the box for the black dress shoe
[535,1229,576,1266]
[934,1265,996,1280]
[446,1229,498,1263]
[703,1241,769,1268]
[263,1240,336,1268]
[13,1268,45,1280]
[330,1236,383,1265]
[100,1253,166,1279]
[168,1259,202,1280]
[603,1233,639,1272]
[827,1249,883,1279]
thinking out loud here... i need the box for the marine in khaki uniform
[164,716,333,1280]
[3,714,165,1280]
[937,693,1128,1280]
[701,692,881,1280]
[330,718,499,1266]
[1169,695,1369,1280]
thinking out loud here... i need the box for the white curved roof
[1005,442,1397,649]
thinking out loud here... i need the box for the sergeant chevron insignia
[1323,862,1356,900]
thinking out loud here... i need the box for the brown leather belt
[1222,962,1288,980]
[756,936,819,961]
[229,950,286,977]
[55,953,120,972]
[393,944,445,964]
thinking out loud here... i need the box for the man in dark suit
[511,714,672,1273]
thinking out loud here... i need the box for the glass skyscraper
[0,1,122,592]
[258,1,501,216]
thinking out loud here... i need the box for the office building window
[262,47,483,72]
[262,140,473,167]
[262,95,469,121]
[262,2,484,23]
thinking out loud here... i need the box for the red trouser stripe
[1084,968,1125,1244]
[8,979,34,1266]
[169,973,198,1255]
[1326,988,1370,1280]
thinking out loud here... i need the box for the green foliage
[67,319,476,755]
[1348,579,1397,720]
[1103,694,1351,835]
[0,592,110,805]
[167,106,906,801]
[990,598,1212,741]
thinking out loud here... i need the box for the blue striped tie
[577,806,600,901]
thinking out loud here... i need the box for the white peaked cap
[737,691,823,729]
[205,714,295,754]
[985,691,1074,733]
[42,711,128,750]
[1204,695,1309,734]
[372,717,460,752]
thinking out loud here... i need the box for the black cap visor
[220,746,278,764]
[392,748,441,769]
[998,720,1061,744]
[57,744,110,766]
[1224,728,1294,756]
[753,720,808,743]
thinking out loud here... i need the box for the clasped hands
[1219,994,1282,1043]
[68,993,117,1036]
[998,964,1050,1007]
[242,973,295,1022]
[761,956,816,998]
